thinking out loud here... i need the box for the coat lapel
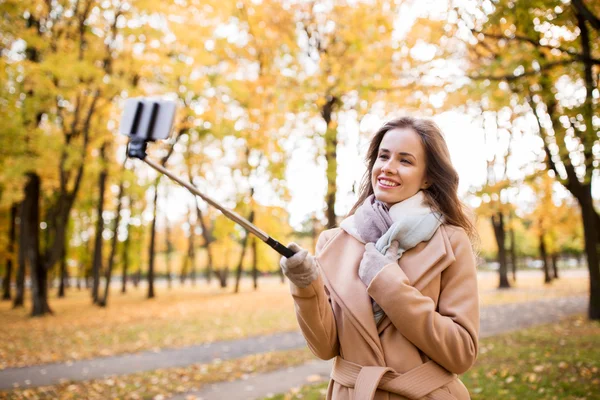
[316,231,385,364]
[398,225,455,290]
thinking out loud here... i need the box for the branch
[571,0,600,31]
[469,60,573,82]
[473,29,600,65]
[526,95,563,184]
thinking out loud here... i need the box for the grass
[0,348,316,400]
[0,271,588,369]
[263,315,600,400]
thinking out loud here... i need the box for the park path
[0,295,587,394]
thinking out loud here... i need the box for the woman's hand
[359,241,400,287]
[279,243,319,288]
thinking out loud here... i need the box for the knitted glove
[279,243,319,288]
[358,241,400,287]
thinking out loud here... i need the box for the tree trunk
[188,204,196,286]
[196,200,214,284]
[215,268,229,288]
[491,212,510,288]
[84,239,92,289]
[98,175,125,307]
[121,220,131,294]
[13,201,26,308]
[133,266,141,288]
[165,216,172,290]
[575,4,600,320]
[147,180,159,299]
[322,96,340,229]
[551,254,559,280]
[578,188,600,320]
[24,174,52,316]
[509,215,517,281]
[539,233,552,284]
[76,258,82,290]
[234,211,254,294]
[91,144,108,303]
[252,236,258,290]
[57,245,67,298]
[180,204,195,286]
[2,204,17,300]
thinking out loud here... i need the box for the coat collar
[316,226,456,362]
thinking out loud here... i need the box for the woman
[280,116,479,400]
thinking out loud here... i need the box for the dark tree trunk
[98,175,125,307]
[57,245,67,298]
[508,213,517,281]
[133,266,141,288]
[2,204,17,300]
[234,211,254,294]
[551,254,559,280]
[578,188,600,320]
[23,174,52,316]
[84,239,92,289]
[215,268,229,288]
[121,220,131,294]
[322,96,340,229]
[575,5,600,320]
[14,201,26,308]
[91,144,108,303]
[252,237,258,290]
[147,180,159,299]
[491,212,510,288]
[539,233,552,284]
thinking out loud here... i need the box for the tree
[459,0,600,318]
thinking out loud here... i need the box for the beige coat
[289,224,479,400]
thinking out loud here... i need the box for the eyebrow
[379,148,416,159]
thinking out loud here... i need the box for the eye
[401,158,412,165]
[378,154,389,160]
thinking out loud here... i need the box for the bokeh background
[0,0,598,399]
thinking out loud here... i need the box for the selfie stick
[124,102,296,259]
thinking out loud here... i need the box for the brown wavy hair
[348,116,478,244]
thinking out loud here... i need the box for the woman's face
[371,127,429,206]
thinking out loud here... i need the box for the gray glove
[279,243,319,288]
[358,241,400,287]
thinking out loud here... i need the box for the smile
[378,178,399,188]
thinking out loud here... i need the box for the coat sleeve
[288,230,339,360]
[367,227,479,374]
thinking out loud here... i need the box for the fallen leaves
[2,348,316,400]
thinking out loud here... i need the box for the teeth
[379,179,399,187]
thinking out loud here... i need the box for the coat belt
[331,357,457,400]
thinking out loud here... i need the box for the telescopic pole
[127,138,296,258]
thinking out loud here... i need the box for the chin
[374,192,402,206]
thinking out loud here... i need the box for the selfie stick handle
[128,141,296,258]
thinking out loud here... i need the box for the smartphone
[119,97,177,141]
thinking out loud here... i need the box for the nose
[381,159,396,174]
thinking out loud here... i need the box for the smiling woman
[279,116,481,399]
[370,127,429,206]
